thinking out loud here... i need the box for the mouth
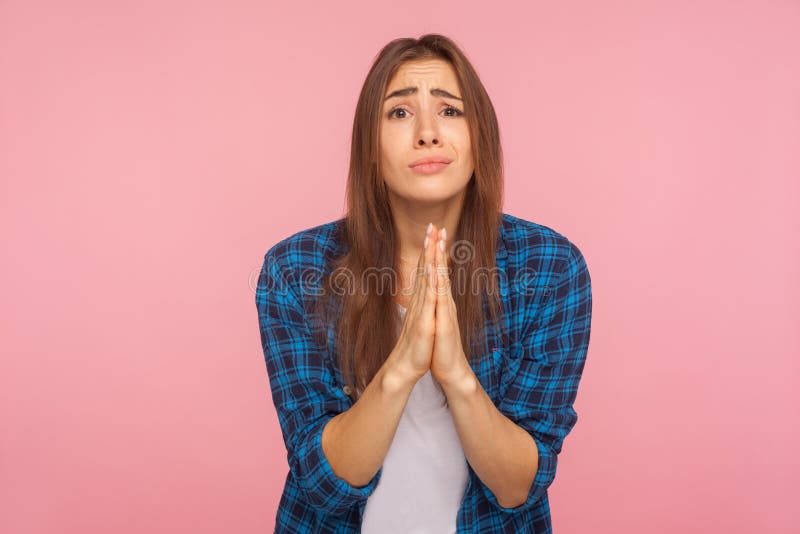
[409,157,453,175]
[410,162,450,174]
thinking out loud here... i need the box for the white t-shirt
[361,303,469,533]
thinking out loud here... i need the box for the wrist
[438,362,479,401]
[380,353,422,395]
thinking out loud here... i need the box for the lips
[408,156,454,168]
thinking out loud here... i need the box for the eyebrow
[383,86,463,102]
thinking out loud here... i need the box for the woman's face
[379,58,473,205]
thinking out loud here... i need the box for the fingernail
[426,222,433,235]
[424,235,429,248]
[441,228,447,241]
[439,238,445,252]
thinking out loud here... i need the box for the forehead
[386,59,460,91]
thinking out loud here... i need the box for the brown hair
[312,33,505,399]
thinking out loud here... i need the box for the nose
[415,113,440,146]
[417,136,439,146]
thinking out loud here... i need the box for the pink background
[1,1,798,532]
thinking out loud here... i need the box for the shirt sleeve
[255,248,383,517]
[480,241,593,514]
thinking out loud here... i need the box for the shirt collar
[333,217,507,259]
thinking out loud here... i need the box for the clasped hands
[392,222,472,391]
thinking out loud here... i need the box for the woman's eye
[387,106,463,119]
[388,108,408,119]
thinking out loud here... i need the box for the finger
[435,227,450,304]
[416,222,432,270]
[440,228,457,314]
[409,223,434,313]
[425,226,438,292]
[422,226,438,320]
[442,228,451,292]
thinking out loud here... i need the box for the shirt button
[342,385,353,395]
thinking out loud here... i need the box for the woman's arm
[321,356,417,487]
[324,232,439,488]
[441,372,540,509]
[257,247,405,516]
[257,244,424,515]
[441,241,593,513]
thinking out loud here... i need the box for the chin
[404,187,466,204]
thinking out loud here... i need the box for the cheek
[379,128,402,165]
[446,124,471,152]
[455,141,473,168]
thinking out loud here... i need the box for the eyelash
[386,105,464,120]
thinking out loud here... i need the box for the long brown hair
[312,34,505,400]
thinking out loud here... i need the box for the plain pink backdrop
[1,1,798,533]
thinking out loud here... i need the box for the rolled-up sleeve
[481,241,593,514]
[255,247,383,517]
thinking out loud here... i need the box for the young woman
[256,34,593,533]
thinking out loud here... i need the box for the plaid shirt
[255,213,593,533]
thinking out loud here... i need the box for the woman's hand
[387,223,439,387]
[431,227,470,389]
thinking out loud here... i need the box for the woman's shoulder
[499,212,589,277]
[258,219,347,316]
[262,217,346,269]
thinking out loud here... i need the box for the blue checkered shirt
[255,213,593,533]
